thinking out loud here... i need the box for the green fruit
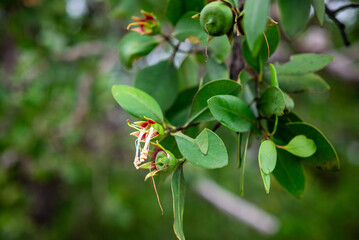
[200,1,234,36]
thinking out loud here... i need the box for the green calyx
[200,1,234,36]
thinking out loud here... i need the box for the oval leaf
[274,54,334,75]
[283,135,317,158]
[311,0,325,25]
[189,79,241,123]
[258,140,277,174]
[273,149,306,198]
[260,170,271,194]
[266,24,281,56]
[118,32,159,68]
[112,85,163,123]
[242,38,268,73]
[276,73,330,93]
[278,0,311,38]
[286,123,340,171]
[134,60,179,111]
[208,95,255,132]
[171,164,186,240]
[243,0,270,51]
[173,129,228,169]
[258,87,285,117]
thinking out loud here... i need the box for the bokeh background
[1,0,359,239]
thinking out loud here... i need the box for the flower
[127,117,164,169]
[126,10,161,35]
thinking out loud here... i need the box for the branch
[229,36,244,80]
[333,3,359,14]
[212,122,221,132]
[325,5,350,46]
[195,179,280,235]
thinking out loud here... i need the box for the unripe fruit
[200,1,234,36]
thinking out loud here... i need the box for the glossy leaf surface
[208,95,255,132]
[258,140,277,174]
[243,0,270,51]
[258,87,285,117]
[171,164,186,240]
[278,0,311,38]
[134,60,179,111]
[273,149,306,198]
[173,129,228,169]
[286,123,340,171]
[283,135,317,158]
[112,85,163,123]
[274,54,334,75]
[189,79,241,123]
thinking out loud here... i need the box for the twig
[325,5,350,46]
[212,122,221,132]
[165,122,200,134]
[170,42,181,61]
[333,3,359,14]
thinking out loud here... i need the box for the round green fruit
[200,1,234,36]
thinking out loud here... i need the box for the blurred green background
[1,0,359,239]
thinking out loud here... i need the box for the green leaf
[189,79,241,123]
[258,140,277,174]
[202,56,229,84]
[178,56,198,91]
[173,129,228,169]
[166,0,205,25]
[278,0,311,38]
[207,95,255,132]
[283,135,317,158]
[242,38,268,73]
[118,32,159,68]
[239,69,252,87]
[171,164,186,240]
[286,123,340,171]
[283,92,295,111]
[269,63,278,87]
[258,87,285,117]
[260,170,271,194]
[265,24,281,56]
[311,0,325,25]
[208,35,232,63]
[134,60,179,111]
[195,129,209,155]
[112,85,163,123]
[160,135,182,159]
[173,12,208,45]
[273,149,305,198]
[243,0,270,51]
[274,54,334,75]
[276,73,330,93]
[239,132,250,197]
[166,87,198,126]
[275,112,303,127]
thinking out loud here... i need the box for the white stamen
[134,131,145,169]
[139,127,155,164]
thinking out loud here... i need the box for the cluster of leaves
[113,0,340,239]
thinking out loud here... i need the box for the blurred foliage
[1,0,359,239]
